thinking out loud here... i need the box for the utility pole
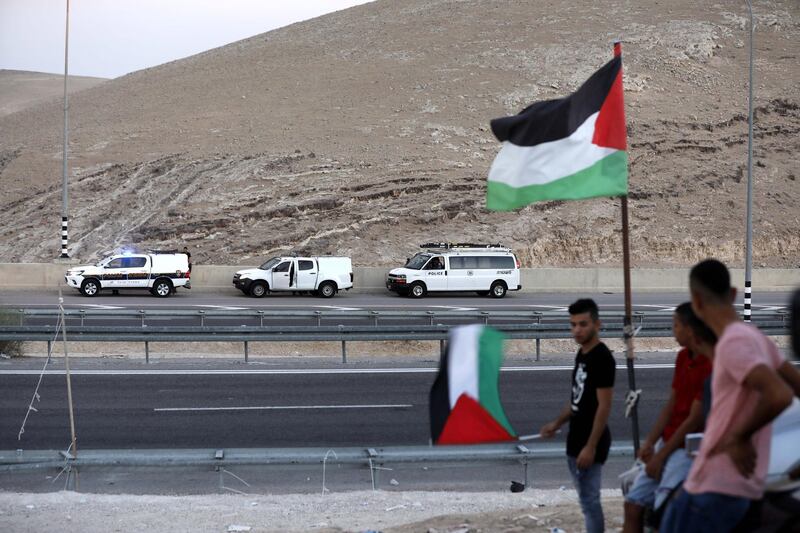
[60,0,71,259]
[743,0,754,321]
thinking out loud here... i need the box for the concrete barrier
[0,263,798,292]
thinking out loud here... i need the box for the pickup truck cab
[233,256,353,298]
[65,251,191,297]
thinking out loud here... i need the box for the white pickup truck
[64,251,191,297]
[233,256,353,298]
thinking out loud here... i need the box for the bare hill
[0,0,797,268]
[0,70,107,118]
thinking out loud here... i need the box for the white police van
[64,250,191,297]
[386,243,521,298]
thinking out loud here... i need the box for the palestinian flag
[486,55,628,211]
[430,325,516,444]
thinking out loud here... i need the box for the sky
[0,0,374,79]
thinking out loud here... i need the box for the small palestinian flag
[487,55,628,211]
[430,325,516,444]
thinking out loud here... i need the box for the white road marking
[756,306,787,312]
[74,304,125,310]
[194,305,248,311]
[317,305,362,311]
[154,404,413,412]
[429,306,478,311]
[527,305,568,311]
[0,364,677,376]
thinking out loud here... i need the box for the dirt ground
[0,489,625,533]
[0,0,798,268]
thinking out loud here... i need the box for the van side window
[449,257,465,269]
[424,256,444,270]
[477,256,493,269]
[462,256,479,269]
[491,256,515,268]
[298,260,314,271]
[273,262,290,273]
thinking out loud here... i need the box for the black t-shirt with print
[566,342,616,463]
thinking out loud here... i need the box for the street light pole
[60,0,71,259]
[743,0,754,322]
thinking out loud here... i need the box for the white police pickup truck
[233,256,353,298]
[64,251,191,297]
[386,243,521,298]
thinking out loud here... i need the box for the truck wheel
[409,282,427,298]
[250,281,268,298]
[490,281,507,298]
[80,279,101,297]
[318,281,337,298]
[153,278,173,297]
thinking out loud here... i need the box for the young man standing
[622,303,712,532]
[661,259,794,533]
[541,298,616,533]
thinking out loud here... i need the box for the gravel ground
[0,489,625,533]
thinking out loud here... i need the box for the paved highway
[1,288,792,311]
[2,363,672,450]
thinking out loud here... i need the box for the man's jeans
[567,455,605,533]
[660,489,750,533]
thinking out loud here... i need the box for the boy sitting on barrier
[622,303,712,533]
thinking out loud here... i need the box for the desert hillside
[0,0,797,268]
[0,70,106,117]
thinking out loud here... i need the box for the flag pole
[614,41,641,454]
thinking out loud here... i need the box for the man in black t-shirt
[541,298,616,533]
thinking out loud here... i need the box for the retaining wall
[1,263,798,292]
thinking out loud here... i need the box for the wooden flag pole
[615,41,641,454]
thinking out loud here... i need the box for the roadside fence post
[79,310,85,326]
[145,341,149,364]
[258,310,264,327]
[199,310,205,327]
[340,325,346,364]
[481,311,489,325]
[139,309,146,328]
[427,311,435,326]
[315,311,322,327]
[244,341,249,363]
[533,312,542,362]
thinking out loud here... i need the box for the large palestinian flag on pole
[486,55,628,211]
[430,325,516,444]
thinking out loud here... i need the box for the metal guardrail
[0,309,789,363]
[0,442,636,489]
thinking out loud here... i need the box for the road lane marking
[316,306,363,311]
[0,364,678,376]
[429,306,478,311]
[194,305,249,310]
[74,304,126,310]
[154,404,413,412]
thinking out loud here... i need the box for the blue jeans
[661,489,750,533]
[567,455,605,533]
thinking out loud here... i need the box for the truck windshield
[259,257,281,270]
[405,253,431,270]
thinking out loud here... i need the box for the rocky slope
[0,0,797,268]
